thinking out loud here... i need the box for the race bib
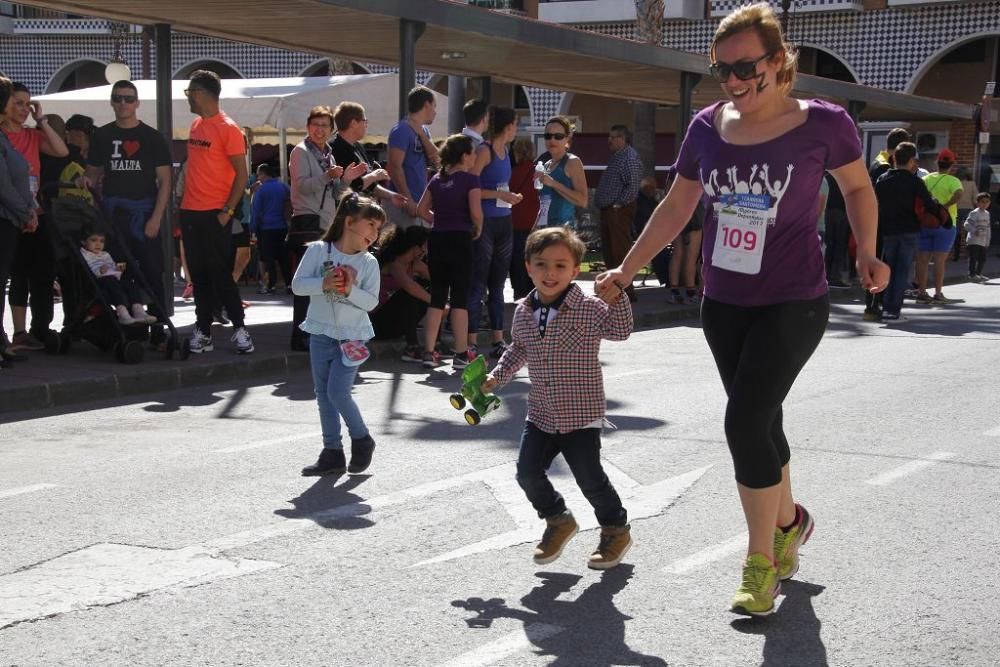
[712,193,770,275]
[495,183,512,209]
[535,195,551,228]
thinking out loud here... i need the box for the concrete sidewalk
[0,254,990,416]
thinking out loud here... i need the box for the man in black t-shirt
[83,80,172,338]
[330,101,404,208]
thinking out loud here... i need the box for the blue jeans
[882,233,919,316]
[468,215,513,334]
[515,422,627,527]
[309,334,369,449]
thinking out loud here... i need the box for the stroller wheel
[179,337,191,361]
[122,340,144,365]
[164,334,177,361]
[44,330,61,355]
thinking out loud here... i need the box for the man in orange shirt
[179,70,253,354]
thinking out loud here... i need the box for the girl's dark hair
[80,223,106,242]
[489,106,518,140]
[438,134,475,177]
[376,225,429,267]
[322,191,386,243]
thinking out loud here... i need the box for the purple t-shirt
[675,99,861,306]
[427,170,481,233]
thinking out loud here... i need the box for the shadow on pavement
[730,580,827,667]
[451,565,668,666]
[273,473,374,530]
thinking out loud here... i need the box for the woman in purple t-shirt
[416,134,483,370]
[597,3,889,617]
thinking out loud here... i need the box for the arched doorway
[174,59,244,80]
[299,60,372,77]
[795,45,857,83]
[46,59,109,93]
[907,35,1000,103]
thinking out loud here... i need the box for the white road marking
[437,624,564,667]
[0,483,58,500]
[865,451,956,486]
[984,425,1000,437]
[212,431,322,454]
[0,543,280,629]
[663,533,747,574]
[411,465,711,567]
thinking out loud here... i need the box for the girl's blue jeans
[309,333,369,449]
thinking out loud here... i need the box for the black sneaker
[452,350,474,369]
[401,345,422,363]
[348,435,376,474]
[301,448,347,476]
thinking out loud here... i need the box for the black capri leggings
[427,230,473,310]
[700,294,830,489]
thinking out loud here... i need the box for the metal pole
[447,75,465,134]
[278,127,288,182]
[398,19,425,119]
[847,100,866,124]
[477,76,493,105]
[677,72,701,159]
[154,23,174,317]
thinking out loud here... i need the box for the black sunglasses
[543,133,567,141]
[111,94,137,104]
[183,87,205,97]
[708,52,774,82]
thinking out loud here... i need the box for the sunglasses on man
[110,94,137,104]
[708,52,773,82]
[543,133,567,141]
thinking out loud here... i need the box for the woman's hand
[472,223,482,241]
[499,191,523,206]
[857,254,890,293]
[539,173,556,188]
[326,164,345,181]
[595,267,633,302]
[342,162,367,183]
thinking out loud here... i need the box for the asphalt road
[2,280,999,667]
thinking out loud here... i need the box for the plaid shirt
[492,283,633,434]
[595,145,643,209]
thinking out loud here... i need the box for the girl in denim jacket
[292,192,385,476]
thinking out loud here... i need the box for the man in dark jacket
[874,141,942,321]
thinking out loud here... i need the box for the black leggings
[701,294,829,489]
[258,228,292,289]
[968,245,986,276]
[428,231,473,309]
[9,213,55,337]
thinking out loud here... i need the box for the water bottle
[534,162,546,191]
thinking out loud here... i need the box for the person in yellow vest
[916,148,963,304]
[57,114,94,205]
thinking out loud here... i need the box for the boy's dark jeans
[516,421,627,527]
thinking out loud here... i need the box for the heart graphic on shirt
[123,140,140,158]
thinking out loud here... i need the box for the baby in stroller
[80,225,157,326]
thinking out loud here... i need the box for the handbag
[914,197,950,230]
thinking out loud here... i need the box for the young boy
[482,226,633,569]
[964,192,992,282]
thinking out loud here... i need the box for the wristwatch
[224,206,236,216]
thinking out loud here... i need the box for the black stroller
[46,195,184,364]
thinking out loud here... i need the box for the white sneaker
[188,328,214,353]
[116,306,136,325]
[131,304,157,324]
[232,327,254,354]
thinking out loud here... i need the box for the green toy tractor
[449,355,502,425]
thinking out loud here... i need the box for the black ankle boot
[348,435,376,474]
[301,448,347,476]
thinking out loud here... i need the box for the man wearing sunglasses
[84,80,173,348]
[595,124,643,302]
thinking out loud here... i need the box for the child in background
[80,227,157,325]
[416,134,482,370]
[482,226,634,569]
[964,192,992,282]
[292,192,384,476]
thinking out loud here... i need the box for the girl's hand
[99,265,110,275]
[857,254,890,293]
[322,269,339,292]
[499,191,523,205]
[472,223,482,241]
[595,267,633,302]
[115,262,127,272]
[481,375,498,393]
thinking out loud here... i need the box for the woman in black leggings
[598,4,889,616]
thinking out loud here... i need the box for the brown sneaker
[587,524,633,570]
[533,511,578,564]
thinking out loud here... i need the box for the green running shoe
[774,503,814,581]
[730,552,780,617]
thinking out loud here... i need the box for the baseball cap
[65,114,94,134]
[936,148,956,164]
